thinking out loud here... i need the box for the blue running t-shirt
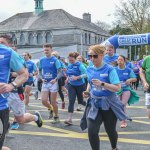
[66,61,86,86]
[115,66,136,91]
[87,63,120,97]
[0,44,24,110]
[103,53,118,65]
[25,60,37,82]
[39,56,61,82]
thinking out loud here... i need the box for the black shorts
[58,77,66,86]
[0,108,9,149]
[23,81,34,87]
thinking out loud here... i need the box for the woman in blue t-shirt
[115,55,137,128]
[82,45,124,150]
[64,52,87,125]
[23,52,38,106]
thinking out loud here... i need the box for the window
[12,34,17,45]
[85,33,87,44]
[28,33,34,45]
[89,33,91,44]
[37,33,43,45]
[20,33,25,45]
[46,32,52,43]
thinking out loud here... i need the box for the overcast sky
[0,0,121,26]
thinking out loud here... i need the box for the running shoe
[35,111,43,127]
[33,91,38,100]
[52,116,60,124]
[10,122,19,130]
[48,109,53,119]
[64,120,73,125]
[76,104,83,111]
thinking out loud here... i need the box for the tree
[109,25,133,35]
[95,21,111,31]
[115,0,150,33]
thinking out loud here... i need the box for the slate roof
[0,9,109,36]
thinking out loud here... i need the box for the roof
[0,9,109,35]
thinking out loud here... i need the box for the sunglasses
[88,54,98,59]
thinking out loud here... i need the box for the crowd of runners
[0,34,150,150]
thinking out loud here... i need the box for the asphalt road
[4,87,150,150]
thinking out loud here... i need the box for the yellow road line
[132,120,150,124]
[9,130,150,145]
[44,119,81,123]
[132,117,148,119]
[127,106,146,109]
[29,104,83,114]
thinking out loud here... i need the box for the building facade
[0,0,110,58]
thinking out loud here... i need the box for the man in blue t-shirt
[0,42,28,149]
[39,44,62,123]
[104,44,119,66]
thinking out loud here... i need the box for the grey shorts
[7,92,25,116]
[42,82,58,92]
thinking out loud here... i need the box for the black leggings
[87,109,118,150]
[58,77,66,102]
[68,83,86,113]
[0,108,9,149]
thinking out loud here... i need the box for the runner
[115,55,137,128]
[0,35,43,131]
[132,60,140,90]
[76,55,88,110]
[64,52,86,125]
[139,55,150,119]
[0,41,28,149]
[39,44,62,123]
[23,52,38,106]
[52,51,67,109]
[104,44,118,66]
[82,45,128,150]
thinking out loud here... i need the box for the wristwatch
[101,82,105,87]
[11,82,17,89]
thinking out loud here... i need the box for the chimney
[34,0,44,16]
[83,13,91,22]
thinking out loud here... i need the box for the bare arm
[14,67,28,87]
[139,68,149,90]
[102,83,121,92]
[0,67,28,94]
[92,79,121,92]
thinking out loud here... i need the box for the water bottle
[91,84,102,91]
[120,81,126,87]
[1,93,9,99]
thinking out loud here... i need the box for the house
[0,0,110,58]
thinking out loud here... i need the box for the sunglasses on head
[88,54,98,59]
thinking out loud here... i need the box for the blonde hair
[89,45,106,55]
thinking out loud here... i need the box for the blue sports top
[87,63,120,97]
[115,66,136,91]
[39,56,61,82]
[103,53,119,64]
[0,44,24,110]
[25,60,37,82]
[66,61,86,86]
[126,61,133,69]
